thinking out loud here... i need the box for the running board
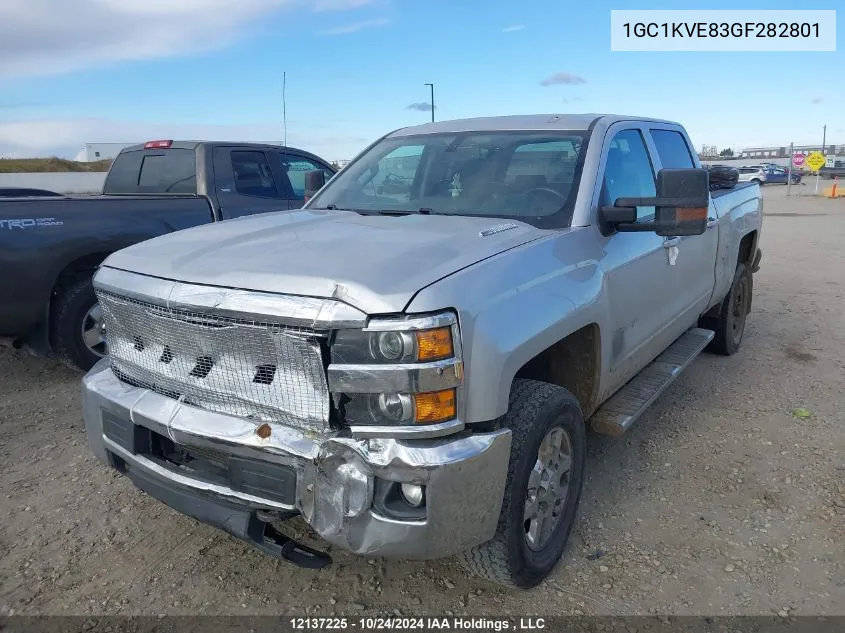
[590,328,715,436]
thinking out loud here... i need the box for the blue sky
[0,0,842,160]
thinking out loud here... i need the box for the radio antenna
[282,71,288,148]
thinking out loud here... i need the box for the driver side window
[600,129,656,221]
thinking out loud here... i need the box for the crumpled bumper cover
[82,360,512,559]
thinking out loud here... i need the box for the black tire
[460,379,586,588]
[706,262,752,356]
[50,275,106,372]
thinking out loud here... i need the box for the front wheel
[50,275,107,372]
[460,380,586,588]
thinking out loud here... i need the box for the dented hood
[102,209,546,314]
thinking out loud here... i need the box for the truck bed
[710,181,757,199]
[0,195,215,334]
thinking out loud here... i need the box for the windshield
[308,130,588,224]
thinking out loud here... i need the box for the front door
[599,128,679,386]
[277,153,336,209]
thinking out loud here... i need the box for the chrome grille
[96,290,330,429]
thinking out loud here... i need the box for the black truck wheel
[50,275,107,372]
[460,379,586,588]
[707,262,752,356]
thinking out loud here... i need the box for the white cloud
[319,17,389,34]
[502,25,525,32]
[0,117,372,161]
[540,71,587,86]
[0,0,379,77]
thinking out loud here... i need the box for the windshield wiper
[370,208,435,216]
[312,204,361,212]
[315,207,447,216]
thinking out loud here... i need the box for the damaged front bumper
[82,360,511,560]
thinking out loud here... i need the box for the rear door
[647,126,719,328]
[211,147,292,220]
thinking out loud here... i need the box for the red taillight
[144,139,173,149]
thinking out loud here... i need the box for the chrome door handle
[706,217,718,229]
[663,237,680,248]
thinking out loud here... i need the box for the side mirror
[601,168,710,237]
[304,170,326,203]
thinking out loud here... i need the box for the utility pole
[282,72,287,148]
[424,83,435,122]
[822,124,827,154]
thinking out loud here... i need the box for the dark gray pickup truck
[0,140,336,371]
[819,159,845,179]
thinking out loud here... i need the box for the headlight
[332,325,454,364]
[330,312,461,429]
[342,388,457,426]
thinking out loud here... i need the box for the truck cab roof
[118,140,329,164]
[389,114,681,137]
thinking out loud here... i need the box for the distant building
[73,142,137,162]
[739,144,845,159]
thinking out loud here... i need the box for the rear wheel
[706,262,752,356]
[460,380,586,588]
[50,275,107,372]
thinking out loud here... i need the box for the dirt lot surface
[1,186,843,617]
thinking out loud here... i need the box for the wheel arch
[512,324,602,419]
[34,252,113,353]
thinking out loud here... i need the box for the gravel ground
[1,186,843,617]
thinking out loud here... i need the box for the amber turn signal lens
[415,327,453,361]
[413,388,457,424]
[676,207,707,221]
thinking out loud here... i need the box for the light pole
[424,83,435,122]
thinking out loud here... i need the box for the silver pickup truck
[82,114,762,588]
